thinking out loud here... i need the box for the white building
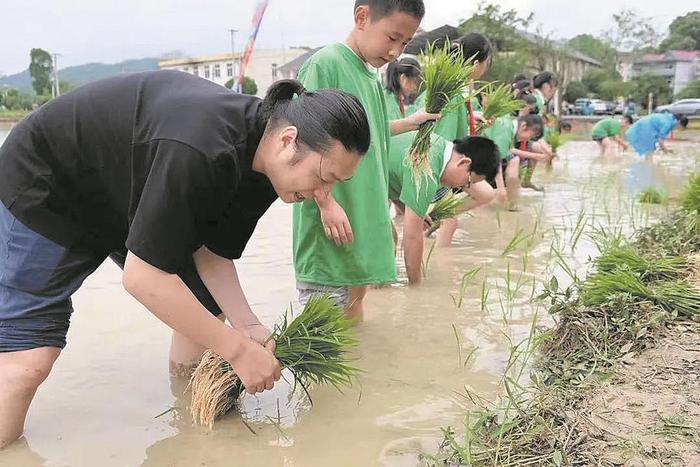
[630,50,700,96]
[159,48,309,96]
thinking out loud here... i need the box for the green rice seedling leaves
[594,245,686,282]
[190,295,360,427]
[425,191,468,237]
[501,229,535,257]
[638,186,666,205]
[476,81,523,133]
[453,266,482,308]
[410,42,475,185]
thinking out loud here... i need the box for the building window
[193,65,199,77]
[214,64,221,78]
[227,62,233,77]
[204,65,211,79]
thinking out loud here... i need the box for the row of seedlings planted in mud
[423,174,700,466]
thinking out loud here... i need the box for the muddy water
[1,121,698,467]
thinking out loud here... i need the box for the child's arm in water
[614,135,629,151]
[511,147,551,162]
[403,207,425,285]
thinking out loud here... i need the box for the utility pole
[229,29,238,92]
[52,53,61,98]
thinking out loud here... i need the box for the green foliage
[477,82,523,132]
[0,87,33,111]
[563,81,589,102]
[29,48,53,96]
[429,191,466,223]
[681,174,700,215]
[458,1,533,52]
[638,187,666,205]
[676,77,700,99]
[225,76,258,95]
[659,11,700,52]
[567,34,618,67]
[481,53,530,86]
[629,74,672,110]
[604,8,661,52]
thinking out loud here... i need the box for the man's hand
[238,323,276,353]
[227,338,282,395]
[317,194,354,245]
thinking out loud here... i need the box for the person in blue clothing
[625,113,688,158]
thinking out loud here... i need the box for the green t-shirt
[388,131,448,217]
[293,43,395,286]
[534,91,546,116]
[483,116,516,160]
[591,118,621,139]
[414,93,468,141]
[383,88,404,121]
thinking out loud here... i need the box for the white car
[591,99,608,115]
[655,99,700,116]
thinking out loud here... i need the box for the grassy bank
[0,109,30,122]
[425,175,700,466]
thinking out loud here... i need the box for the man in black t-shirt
[0,70,370,447]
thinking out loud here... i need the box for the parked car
[614,102,624,114]
[604,101,617,115]
[654,99,700,115]
[591,99,608,115]
[575,98,594,116]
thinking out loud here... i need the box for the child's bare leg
[437,181,495,247]
[505,157,521,211]
[347,286,368,322]
[602,137,614,156]
[436,218,458,247]
[596,140,604,157]
[0,347,61,449]
[169,314,226,376]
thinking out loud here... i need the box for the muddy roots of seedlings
[189,351,243,428]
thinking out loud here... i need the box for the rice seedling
[425,191,467,237]
[545,129,562,154]
[422,241,437,278]
[680,173,700,232]
[475,82,523,133]
[189,295,360,427]
[452,266,482,308]
[480,278,490,312]
[569,208,588,252]
[638,186,666,205]
[410,42,474,184]
[501,229,534,257]
[594,245,686,282]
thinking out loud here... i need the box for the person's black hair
[512,74,528,84]
[674,114,689,128]
[354,0,425,20]
[518,114,544,139]
[623,115,634,126]
[513,79,533,97]
[533,71,559,89]
[559,121,573,132]
[453,32,492,64]
[385,57,422,95]
[515,94,537,116]
[260,79,370,156]
[453,136,500,181]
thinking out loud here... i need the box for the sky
[1,0,697,76]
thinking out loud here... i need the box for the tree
[604,9,661,54]
[659,11,700,51]
[676,77,700,99]
[629,74,672,110]
[459,1,533,52]
[225,76,258,95]
[564,81,589,102]
[567,34,618,68]
[29,48,53,96]
[581,68,623,97]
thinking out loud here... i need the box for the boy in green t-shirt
[483,114,548,211]
[293,0,439,320]
[388,135,499,284]
[592,115,633,157]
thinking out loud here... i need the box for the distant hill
[0,57,163,93]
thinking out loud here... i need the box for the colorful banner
[236,0,270,92]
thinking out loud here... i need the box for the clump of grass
[594,245,686,282]
[410,42,474,185]
[638,186,666,204]
[476,82,523,133]
[636,209,700,256]
[189,295,359,427]
[680,173,700,232]
[425,191,467,237]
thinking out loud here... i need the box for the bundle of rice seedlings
[476,82,523,133]
[544,130,561,154]
[410,42,474,185]
[582,270,700,318]
[425,191,467,236]
[594,245,686,282]
[638,186,666,204]
[190,295,359,428]
[681,173,700,232]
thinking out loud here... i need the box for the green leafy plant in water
[638,186,666,205]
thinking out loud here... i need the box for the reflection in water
[0,126,698,467]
